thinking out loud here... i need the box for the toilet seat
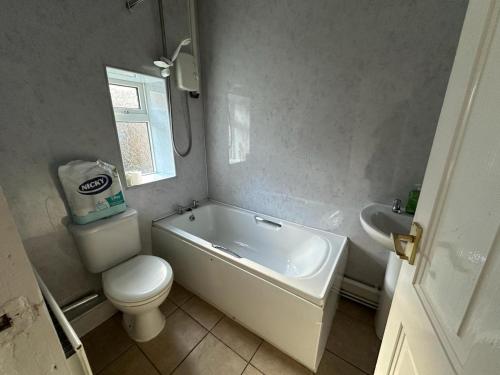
[106,285,171,308]
[103,255,173,304]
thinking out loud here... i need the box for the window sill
[126,171,175,187]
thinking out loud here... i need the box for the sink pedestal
[359,202,413,339]
[375,251,402,339]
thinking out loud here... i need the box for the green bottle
[405,184,421,215]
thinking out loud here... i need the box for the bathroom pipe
[61,293,100,314]
[158,0,194,157]
[188,0,201,94]
[126,0,197,157]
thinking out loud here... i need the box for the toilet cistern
[69,208,174,342]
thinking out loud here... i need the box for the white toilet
[69,208,173,342]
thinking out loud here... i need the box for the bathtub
[152,201,348,371]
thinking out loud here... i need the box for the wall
[199,0,467,288]
[0,0,207,305]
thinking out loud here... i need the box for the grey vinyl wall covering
[0,0,207,304]
[199,0,468,287]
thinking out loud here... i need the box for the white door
[0,187,71,374]
[375,1,500,374]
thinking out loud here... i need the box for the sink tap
[392,198,402,214]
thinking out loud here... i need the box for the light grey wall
[0,0,207,304]
[199,1,467,287]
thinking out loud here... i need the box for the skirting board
[70,299,117,337]
[340,276,380,309]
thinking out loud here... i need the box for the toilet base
[122,308,166,342]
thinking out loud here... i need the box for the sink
[359,202,414,339]
[360,203,413,249]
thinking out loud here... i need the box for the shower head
[153,56,173,77]
[154,56,172,69]
[126,1,191,78]
[154,38,191,77]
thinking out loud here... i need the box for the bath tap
[175,205,190,214]
[176,200,199,214]
[392,198,402,214]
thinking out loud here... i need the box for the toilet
[69,208,173,342]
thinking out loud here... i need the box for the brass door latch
[390,222,423,265]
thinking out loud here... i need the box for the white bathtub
[152,201,348,371]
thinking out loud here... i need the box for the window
[106,67,176,187]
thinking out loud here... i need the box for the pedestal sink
[360,203,413,339]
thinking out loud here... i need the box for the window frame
[108,78,157,176]
[105,66,177,187]
[109,79,148,115]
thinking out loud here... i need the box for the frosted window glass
[109,84,140,108]
[116,122,154,174]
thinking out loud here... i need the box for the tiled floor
[82,283,381,375]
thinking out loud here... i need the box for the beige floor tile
[99,345,160,375]
[173,333,247,375]
[212,317,262,361]
[327,311,381,374]
[139,309,207,374]
[82,314,133,373]
[243,364,264,375]
[182,296,223,330]
[160,298,177,317]
[337,297,375,327]
[316,350,365,375]
[251,342,312,375]
[168,282,193,306]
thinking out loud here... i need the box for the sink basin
[360,203,413,249]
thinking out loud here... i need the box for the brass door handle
[390,222,423,265]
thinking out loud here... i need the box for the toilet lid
[102,255,173,303]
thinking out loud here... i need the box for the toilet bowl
[103,255,173,342]
[69,208,174,342]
